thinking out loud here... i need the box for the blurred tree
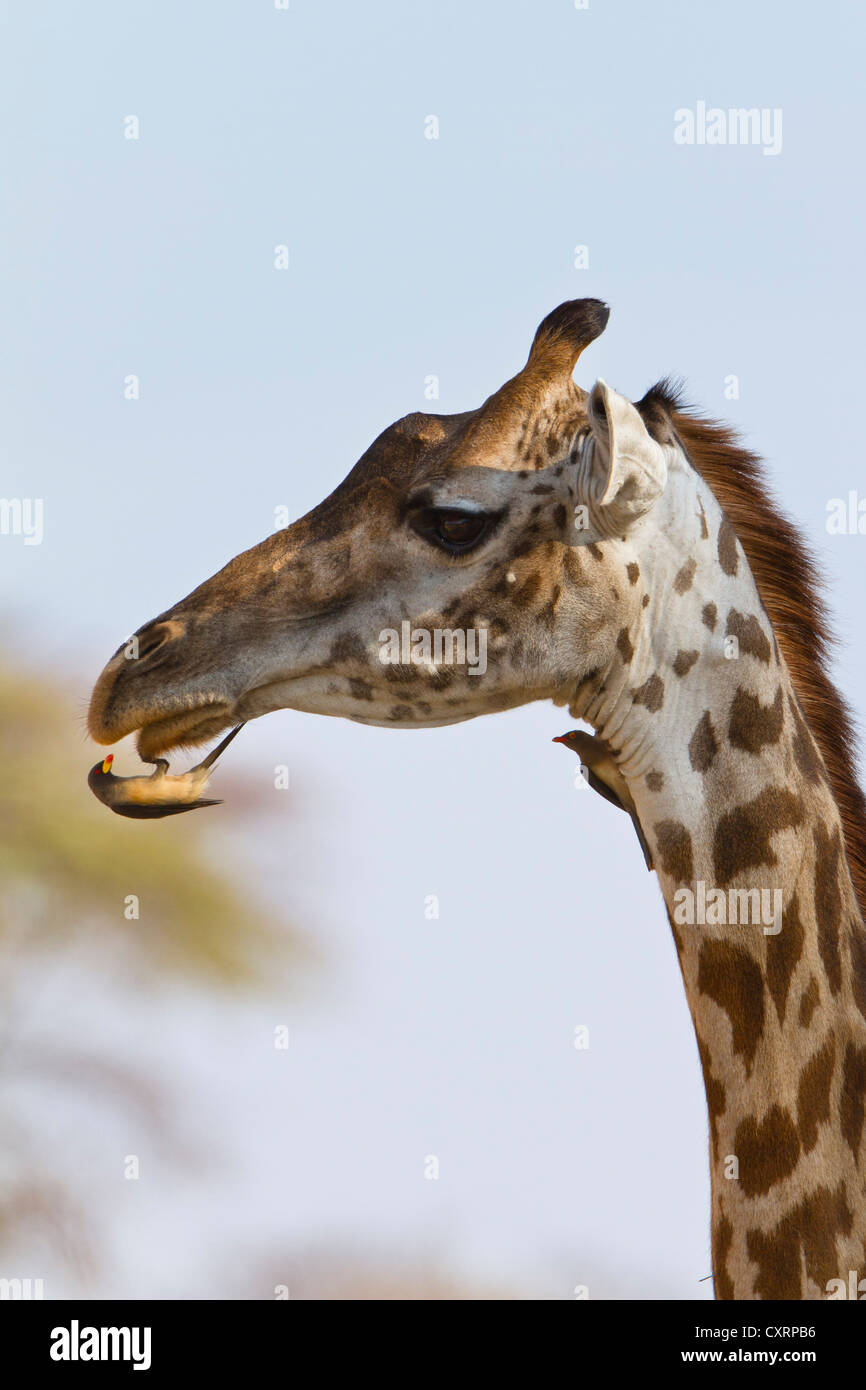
[0,663,304,1287]
[0,669,296,982]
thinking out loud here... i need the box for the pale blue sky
[3,0,865,1297]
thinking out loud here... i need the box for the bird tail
[197,723,245,770]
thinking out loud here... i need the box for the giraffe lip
[130,705,235,760]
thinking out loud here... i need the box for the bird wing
[107,798,223,819]
[585,767,630,813]
[574,734,655,873]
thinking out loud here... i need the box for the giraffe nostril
[134,619,184,662]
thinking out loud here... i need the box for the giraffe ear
[587,379,668,524]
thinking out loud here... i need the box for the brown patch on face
[689,711,718,774]
[798,977,820,1028]
[840,1042,866,1159]
[626,562,640,585]
[654,820,694,881]
[616,628,634,664]
[766,894,805,1025]
[388,704,414,721]
[796,1037,836,1153]
[514,572,543,607]
[673,649,699,678]
[713,786,804,886]
[728,687,784,755]
[587,543,604,561]
[538,584,562,627]
[789,694,826,783]
[673,557,697,594]
[734,1104,800,1197]
[633,673,665,712]
[702,602,718,632]
[717,516,739,576]
[814,824,843,996]
[553,503,567,531]
[746,1183,852,1300]
[645,770,664,793]
[348,678,373,701]
[697,941,765,1075]
[725,609,772,664]
[330,631,368,664]
[641,593,650,608]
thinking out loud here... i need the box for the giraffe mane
[638,378,866,926]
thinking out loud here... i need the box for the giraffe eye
[411,507,494,555]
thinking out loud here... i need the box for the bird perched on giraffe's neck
[553,729,654,871]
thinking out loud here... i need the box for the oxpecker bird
[88,724,245,818]
[553,729,654,871]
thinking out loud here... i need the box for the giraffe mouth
[129,706,236,761]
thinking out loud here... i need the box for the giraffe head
[88,299,673,759]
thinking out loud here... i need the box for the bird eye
[411,507,494,555]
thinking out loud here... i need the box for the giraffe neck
[574,458,866,1299]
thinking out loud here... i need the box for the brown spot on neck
[712,1214,735,1301]
[712,786,804,886]
[689,710,718,773]
[673,649,699,677]
[654,821,694,881]
[717,516,739,576]
[702,602,718,632]
[796,1036,836,1153]
[766,894,805,1025]
[697,940,765,1075]
[697,1033,727,1165]
[728,686,784,755]
[673,557,698,594]
[725,609,772,664]
[616,627,634,664]
[734,1104,800,1196]
[746,1183,852,1299]
[632,673,665,712]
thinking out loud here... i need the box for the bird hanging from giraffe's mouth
[87,724,245,818]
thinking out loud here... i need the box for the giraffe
[88,299,866,1299]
